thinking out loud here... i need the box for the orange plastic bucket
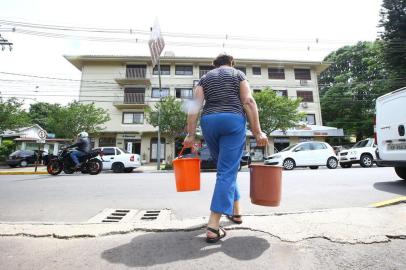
[250,164,282,206]
[172,146,200,192]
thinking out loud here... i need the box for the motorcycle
[47,148,103,175]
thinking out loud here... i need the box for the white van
[375,87,406,180]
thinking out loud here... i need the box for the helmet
[78,131,89,138]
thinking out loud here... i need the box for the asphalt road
[0,166,405,222]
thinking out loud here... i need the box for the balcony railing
[124,92,145,104]
[126,68,147,79]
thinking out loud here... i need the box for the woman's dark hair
[213,54,235,67]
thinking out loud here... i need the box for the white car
[375,87,406,180]
[264,141,338,170]
[338,138,377,168]
[95,147,141,173]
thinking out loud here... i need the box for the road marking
[371,197,406,208]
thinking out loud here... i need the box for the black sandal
[226,214,243,224]
[206,226,226,243]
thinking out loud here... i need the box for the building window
[153,65,170,75]
[268,68,285,79]
[236,66,246,74]
[252,66,261,75]
[302,114,316,125]
[122,112,144,124]
[294,69,311,80]
[275,90,288,97]
[175,88,193,99]
[151,88,170,98]
[297,91,314,102]
[99,137,116,147]
[175,65,193,75]
[199,66,214,78]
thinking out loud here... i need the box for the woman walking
[183,54,268,243]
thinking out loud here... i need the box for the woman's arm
[183,86,204,148]
[239,80,268,146]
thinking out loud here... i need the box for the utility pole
[148,19,165,170]
[0,34,13,51]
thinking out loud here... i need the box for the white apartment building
[65,55,343,162]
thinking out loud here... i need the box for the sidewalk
[0,204,405,269]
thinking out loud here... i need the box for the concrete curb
[0,171,48,175]
[1,205,405,244]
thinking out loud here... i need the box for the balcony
[113,93,148,109]
[115,67,151,86]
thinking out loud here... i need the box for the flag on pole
[149,19,165,67]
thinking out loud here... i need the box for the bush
[0,140,16,161]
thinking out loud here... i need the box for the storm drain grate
[102,209,130,223]
[141,210,161,220]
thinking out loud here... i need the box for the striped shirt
[198,66,246,116]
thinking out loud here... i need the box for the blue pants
[70,150,86,166]
[201,113,246,216]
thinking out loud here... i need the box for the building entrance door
[124,139,141,154]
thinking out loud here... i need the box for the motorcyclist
[67,131,91,169]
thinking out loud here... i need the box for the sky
[0,0,383,106]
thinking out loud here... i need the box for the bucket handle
[177,145,198,159]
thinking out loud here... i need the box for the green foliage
[319,41,390,140]
[379,0,406,88]
[253,89,304,135]
[47,101,110,139]
[0,140,16,161]
[145,96,187,143]
[0,98,31,134]
[29,102,61,132]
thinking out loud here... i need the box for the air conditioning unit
[300,80,308,86]
[301,102,308,108]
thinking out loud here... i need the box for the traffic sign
[38,130,47,140]
[148,19,165,67]
[36,139,46,144]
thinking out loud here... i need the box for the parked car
[6,150,46,167]
[338,138,377,168]
[264,141,338,170]
[185,146,251,171]
[375,87,406,180]
[94,147,141,173]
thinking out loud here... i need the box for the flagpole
[156,58,162,170]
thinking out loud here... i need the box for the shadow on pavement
[101,230,270,267]
[373,180,406,196]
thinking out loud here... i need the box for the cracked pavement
[1,205,405,269]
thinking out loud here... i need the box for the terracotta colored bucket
[250,164,282,206]
[172,147,200,192]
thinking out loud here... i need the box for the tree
[0,98,31,134]
[29,102,61,132]
[253,88,304,135]
[145,96,187,162]
[47,101,110,139]
[379,0,406,89]
[319,41,390,141]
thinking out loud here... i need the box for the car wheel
[282,158,295,170]
[20,160,28,167]
[124,168,134,173]
[112,162,125,173]
[327,157,338,169]
[360,154,373,168]
[394,167,406,180]
[309,166,319,169]
[340,163,352,168]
